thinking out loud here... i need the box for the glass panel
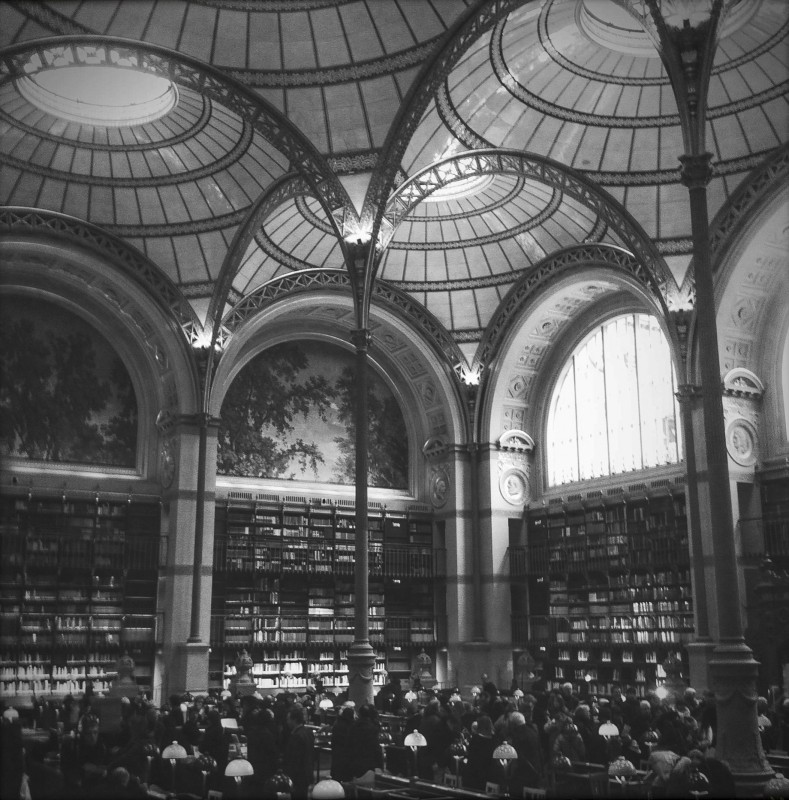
[574,328,609,480]
[546,312,682,486]
[635,315,679,467]
[548,363,578,485]
[604,315,642,473]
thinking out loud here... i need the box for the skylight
[17,65,177,127]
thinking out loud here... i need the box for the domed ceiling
[0,0,787,366]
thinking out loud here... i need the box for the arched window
[548,313,681,485]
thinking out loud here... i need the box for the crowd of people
[1,676,788,799]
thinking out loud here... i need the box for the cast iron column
[188,411,209,643]
[347,327,376,707]
[680,154,770,790]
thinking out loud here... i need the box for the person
[331,704,356,782]
[282,703,314,798]
[351,703,383,777]
[463,715,495,791]
[509,710,544,795]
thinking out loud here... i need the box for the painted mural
[0,296,138,467]
[217,341,408,489]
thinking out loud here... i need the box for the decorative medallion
[429,465,451,509]
[726,418,758,467]
[499,467,529,506]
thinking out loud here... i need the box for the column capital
[679,152,714,188]
[675,383,703,404]
[350,328,371,352]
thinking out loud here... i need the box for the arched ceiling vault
[0,0,786,384]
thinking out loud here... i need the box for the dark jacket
[463,732,495,790]
[282,723,314,797]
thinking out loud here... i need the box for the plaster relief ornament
[429,466,450,508]
[499,467,529,506]
[726,419,758,467]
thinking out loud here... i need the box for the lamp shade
[225,758,254,778]
[161,741,188,760]
[404,730,427,748]
[493,742,518,762]
[312,778,346,799]
[2,708,19,722]
[598,721,620,739]
[763,773,789,797]
[608,756,636,778]
[319,697,334,710]
[404,690,417,703]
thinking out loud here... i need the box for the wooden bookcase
[511,483,693,697]
[210,498,442,692]
[0,493,162,704]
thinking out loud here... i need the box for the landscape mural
[0,296,138,467]
[217,340,408,489]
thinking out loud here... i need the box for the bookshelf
[511,483,693,697]
[210,498,441,692]
[0,494,162,704]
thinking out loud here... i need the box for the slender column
[469,441,485,641]
[189,411,209,643]
[347,328,376,707]
[680,154,770,789]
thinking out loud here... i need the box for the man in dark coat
[282,704,314,798]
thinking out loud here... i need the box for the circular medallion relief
[726,418,758,467]
[430,467,450,508]
[499,467,529,506]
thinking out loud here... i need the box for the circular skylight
[424,174,493,203]
[17,65,177,127]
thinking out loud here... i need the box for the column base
[709,641,774,796]
[686,639,716,693]
[168,641,210,697]
[347,640,376,708]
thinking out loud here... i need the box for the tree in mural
[99,357,138,465]
[217,343,335,479]
[332,365,409,489]
[0,315,137,465]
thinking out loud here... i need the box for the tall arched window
[548,313,681,485]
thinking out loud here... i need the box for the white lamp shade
[599,722,619,739]
[471,686,481,695]
[319,697,335,710]
[493,742,518,761]
[3,708,19,722]
[162,742,188,760]
[404,730,427,748]
[312,778,346,799]
[225,758,254,778]
[404,691,417,702]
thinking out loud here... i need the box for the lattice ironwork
[0,205,202,345]
[382,149,674,297]
[475,243,667,370]
[0,36,356,237]
[361,0,521,236]
[221,268,464,375]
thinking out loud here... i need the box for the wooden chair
[522,787,547,799]
[443,772,460,788]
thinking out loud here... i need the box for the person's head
[561,682,573,698]
[339,705,355,723]
[474,715,493,737]
[509,711,526,729]
[287,704,306,730]
[108,767,130,788]
[358,703,378,723]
